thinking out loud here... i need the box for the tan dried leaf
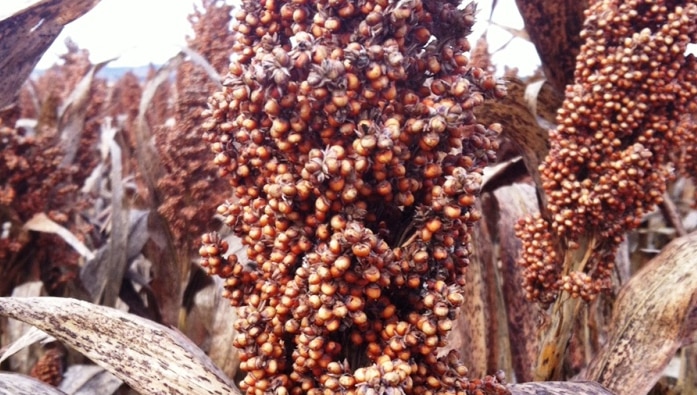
[475,78,551,208]
[23,212,95,261]
[509,381,613,395]
[494,183,544,382]
[58,365,122,395]
[0,0,101,109]
[0,327,53,365]
[101,137,126,307]
[525,76,563,131]
[58,59,112,167]
[0,372,67,395]
[0,297,241,395]
[449,199,492,376]
[183,275,240,379]
[584,231,697,395]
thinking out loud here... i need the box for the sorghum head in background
[153,0,236,256]
[516,0,697,305]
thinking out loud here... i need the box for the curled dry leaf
[102,138,126,307]
[584,231,697,395]
[450,200,493,377]
[0,0,101,109]
[133,56,186,326]
[494,183,544,383]
[58,58,112,167]
[58,365,122,395]
[183,275,240,380]
[23,212,95,261]
[79,135,129,306]
[1,281,46,374]
[481,157,530,194]
[0,326,53,366]
[0,372,67,395]
[523,79,560,129]
[474,78,551,210]
[0,297,241,395]
[509,381,614,395]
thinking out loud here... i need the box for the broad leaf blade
[23,213,95,261]
[474,78,551,211]
[59,365,122,395]
[0,297,240,395]
[1,282,47,374]
[0,372,67,395]
[0,326,53,365]
[585,231,697,395]
[509,381,613,395]
[0,0,101,109]
[494,183,544,382]
[58,59,112,167]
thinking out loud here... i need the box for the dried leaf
[678,344,697,394]
[134,56,185,326]
[584,231,697,395]
[78,138,128,306]
[509,381,614,395]
[0,297,241,395]
[513,0,588,92]
[23,213,95,261]
[80,210,150,308]
[135,54,183,205]
[454,197,514,376]
[81,117,119,194]
[0,327,53,365]
[481,157,529,193]
[58,365,122,395]
[0,0,100,109]
[527,79,563,128]
[494,183,544,382]
[0,372,67,395]
[145,212,184,327]
[475,78,550,210]
[124,210,151,261]
[1,282,46,374]
[183,275,240,379]
[58,59,112,167]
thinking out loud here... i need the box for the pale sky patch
[1,0,540,74]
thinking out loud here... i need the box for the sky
[1,0,540,74]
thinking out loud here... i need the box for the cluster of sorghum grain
[0,121,91,294]
[29,347,66,387]
[516,0,697,305]
[152,0,236,254]
[1,45,110,296]
[200,0,507,394]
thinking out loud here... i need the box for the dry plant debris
[584,231,697,394]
